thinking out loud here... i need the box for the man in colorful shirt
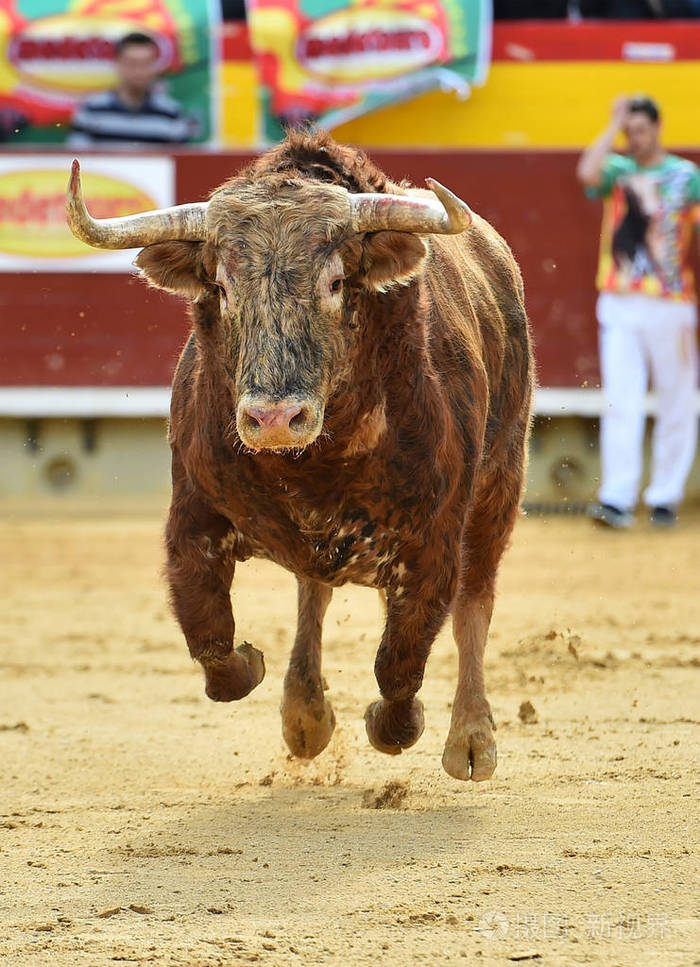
[577,95,700,528]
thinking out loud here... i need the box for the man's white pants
[597,292,699,510]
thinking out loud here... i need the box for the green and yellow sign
[0,0,218,142]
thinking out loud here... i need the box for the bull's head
[67,161,471,452]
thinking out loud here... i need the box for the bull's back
[425,216,533,449]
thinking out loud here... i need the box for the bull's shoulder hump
[427,216,519,289]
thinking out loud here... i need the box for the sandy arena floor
[0,504,698,966]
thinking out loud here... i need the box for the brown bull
[67,133,533,781]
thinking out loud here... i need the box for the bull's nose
[244,401,303,430]
[236,396,321,450]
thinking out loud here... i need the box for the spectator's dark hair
[612,187,650,268]
[628,96,660,124]
[116,32,159,56]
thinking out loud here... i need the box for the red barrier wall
[2,149,698,390]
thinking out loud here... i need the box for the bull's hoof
[203,642,265,702]
[280,694,336,759]
[364,697,425,755]
[442,716,497,782]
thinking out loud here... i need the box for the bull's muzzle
[236,395,323,451]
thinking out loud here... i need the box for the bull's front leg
[165,493,265,702]
[365,563,457,755]
[280,578,336,759]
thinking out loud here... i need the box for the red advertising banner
[246,0,491,141]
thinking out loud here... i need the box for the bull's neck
[324,281,434,441]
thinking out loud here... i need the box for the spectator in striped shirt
[69,32,199,146]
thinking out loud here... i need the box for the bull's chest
[222,500,405,589]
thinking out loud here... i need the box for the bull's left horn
[66,159,208,249]
[349,178,472,235]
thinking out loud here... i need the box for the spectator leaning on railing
[577,96,700,530]
[69,32,199,146]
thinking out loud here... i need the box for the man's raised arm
[577,96,630,189]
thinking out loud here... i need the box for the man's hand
[610,95,631,132]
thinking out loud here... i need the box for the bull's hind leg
[165,487,264,702]
[442,590,497,781]
[442,458,525,782]
[281,578,336,758]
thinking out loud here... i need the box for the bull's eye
[329,277,344,295]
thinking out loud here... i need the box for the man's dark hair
[116,32,159,56]
[628,96,661,124]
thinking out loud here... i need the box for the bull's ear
[360,231,428,292]
[134,241,207,298]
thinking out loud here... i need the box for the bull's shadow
[108,779,501,919]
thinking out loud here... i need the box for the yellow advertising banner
[0,155,174,270]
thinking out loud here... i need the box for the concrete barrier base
[1,416,699,509]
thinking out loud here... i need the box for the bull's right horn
[66,159,208,249]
